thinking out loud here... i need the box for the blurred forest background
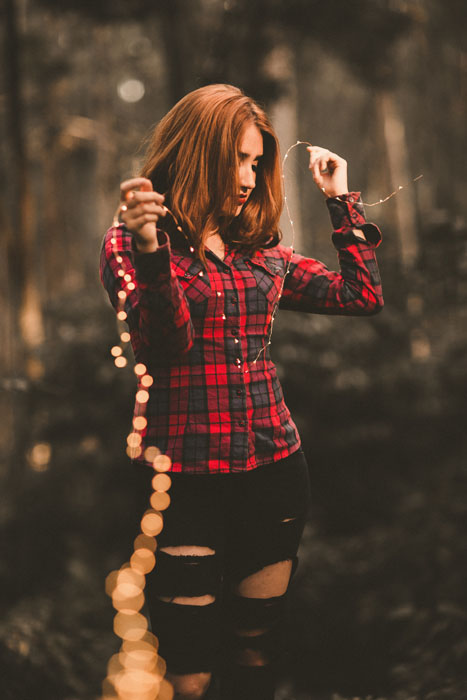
[1,0,467,698]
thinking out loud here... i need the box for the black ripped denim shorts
[148,448,311,591]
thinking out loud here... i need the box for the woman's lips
[238,195,247,204]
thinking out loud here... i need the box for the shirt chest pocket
[172,259,212,308]
[247,258,284,306]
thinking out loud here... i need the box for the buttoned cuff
[327,192,382,248]
[326,191,366,228]
[134,230,172,283]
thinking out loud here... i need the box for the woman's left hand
[307,145,348,199]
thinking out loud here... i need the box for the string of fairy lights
[101,141,422,699]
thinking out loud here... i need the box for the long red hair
[139,84,283,260]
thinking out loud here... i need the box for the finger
[312,158,323,184]
[126,192,165,209]
[131,213,161,229]
[120,177,154,200]
[133,204,167,220]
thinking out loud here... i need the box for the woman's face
[234,123,263,216]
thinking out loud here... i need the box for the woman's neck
[205,231,225,260]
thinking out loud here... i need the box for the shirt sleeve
[99,225,194,363]
[279,192,383,316]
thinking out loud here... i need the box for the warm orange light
[134,363,147,376]
[124,274,132,282]
[117,310,127,321]
[153,455,172,473]
[27,442,52,472]
[110,238,117,245]
[115,356,128,368]
[141,374,154,388]
[101,676,118,698]
[127,282,136,291]
[126,445,142,459]
[134,533,157,553]
[121,332,131,343]
[113,593,144,615]
[136,390,149,404]
[114,612,148,641]
[151,473,171,493]
[141,510,163,537]
[105,570,119,596]
[117,566,145,591]
[107,652,123,679]
[116,255,123,263]
[113,668,160,698]
[118,270,125,277]
[130,549,156,575]
[111,345,123,357]
[158,678,174,700]
[122,632,159,654]
[150,491,171,511]
[133,416,147,431]
[127,432,142,448]
[118,291,127,300]
[119,647,158,672]
[144,446,160,462]
[107,566,145,596]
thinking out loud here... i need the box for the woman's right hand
[119,177,167,253]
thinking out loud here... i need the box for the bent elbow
[366,294,384,316]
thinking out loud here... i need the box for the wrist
[135,239,159,254]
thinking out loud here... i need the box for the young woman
[100,83,383,700]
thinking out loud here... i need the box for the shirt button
[231,296,238,304]
[238,420,246,427]
[231,328,239,336]
[348,196,355,203]
[236,389,243,396]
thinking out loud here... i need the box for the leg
[149,545,218,700]
[220,561,293,700]
[222,452,312,699]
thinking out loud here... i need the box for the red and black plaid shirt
[100,193,383,474]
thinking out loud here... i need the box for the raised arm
[279,146,383,315]
[99,179,194,364]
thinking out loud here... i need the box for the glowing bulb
[127,282,136,291]
[118,291,127,300]
[134,363,147,376]
[144,446,160,462]
[126,445,142,459]
[153,455,171,473]
[114,611,148,641]
[150,491,171,511]
[117,79,145,103]
[136,390,149,403]
[111,345,123,357]
[152,473,171,493]
[141,375,153,388]
[130,549,156,575]
[127,432,142,448]
[115,356,128,368]
[141,510,163,537]
[121,332,131,343]
[117,311,127,321]
[133,416,147,430]
[28,442,52,471]
[133,534,157,553]
[124,274,132,282]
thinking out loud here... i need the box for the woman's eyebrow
[238,151,263,160]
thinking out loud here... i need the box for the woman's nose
[239,164,256,190]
